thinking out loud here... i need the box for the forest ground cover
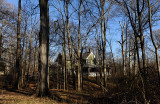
[0,73,160,104]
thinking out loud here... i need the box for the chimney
[89,49,92,53]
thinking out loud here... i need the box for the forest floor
[0,83,99,104]
[0,88,95,104]
[0,74,160,104]
[0,88,58,104]
[0,75,104,104]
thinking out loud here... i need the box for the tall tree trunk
[134,3,141,74]
[15,0,21,89]
[125,22,128,75]
[27,30,32,82]
[66,0,75,90]
[129,37,132,75]
[148,0,160,82]
[78,0,82,91]
[103,2,107,89]
[119,21,126,76]
[107,40,117,75]
[56,65,59,89]
[136,0,146,74]
[0,32,2,59]
[27,10,33,82]
[100,0,106,89]
[33,33,38,81]
[0,21,5,59]
[24,36,28,86]
[134,44,138,75]
[63,30,67,90]
[135,34,142,74]
[21,18,28,87]
[37,0,49,96]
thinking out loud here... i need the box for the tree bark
[103,0,108,88]
[27,29,32,82]
[129,36,132,75]
[136,0,146,74]
[100,0,107,89]
[62,29,67,90]
[134,44,138,75]
[107,40,117,75]
[148,0,160,82]
[66,0,75,90]
[15,0,21,89]
[0,21,5,59]
[119,21,126,76]
[78,0,82,91]
[21,18,28,87]
[38,0,49,96]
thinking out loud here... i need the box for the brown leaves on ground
[0,89,58,104]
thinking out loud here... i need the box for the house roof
[55,50,95,62]
[83,51,95,59]
[82,52,90,59]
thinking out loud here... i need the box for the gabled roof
[82,52,90,59]
[55,49,95,62]
[82,51,95,59]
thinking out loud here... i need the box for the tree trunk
[66,0,75,90]
[103,2,107,88]
[0,21,5,59]
[136,0,146,74]
[107,40,117,75]
[78,0,82,91]
[0,33,2,59]
[148,0,160,82]
[57,66,59,89]
[129,37,132,75]
[119,21,126,76]
[125,22,129,75]
[15,0,21,89]
[135,33,141,74]
[63,35,67,90]
[27,29,32,82]
[134,44,138,75]
[37,0,49,96]
[33,33,38,81]
[21,18,27,87]
[100,0,107,89]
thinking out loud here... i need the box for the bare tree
[66,0,75,90]
[37,0,49,96]
[106,40,117,75]
[148,0,160,82]
[0,21,6,58]
[15,0,21,89]
[119,21,126,76]
[77,0,82,91]
[114,0,151,75]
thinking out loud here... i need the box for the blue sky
[4,0,124,58]
[5,0,160,60]
[7,0,18,6]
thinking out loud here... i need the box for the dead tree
[119,21,126,76]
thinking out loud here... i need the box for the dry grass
[1,74,160,104]
[0,89,59,104]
